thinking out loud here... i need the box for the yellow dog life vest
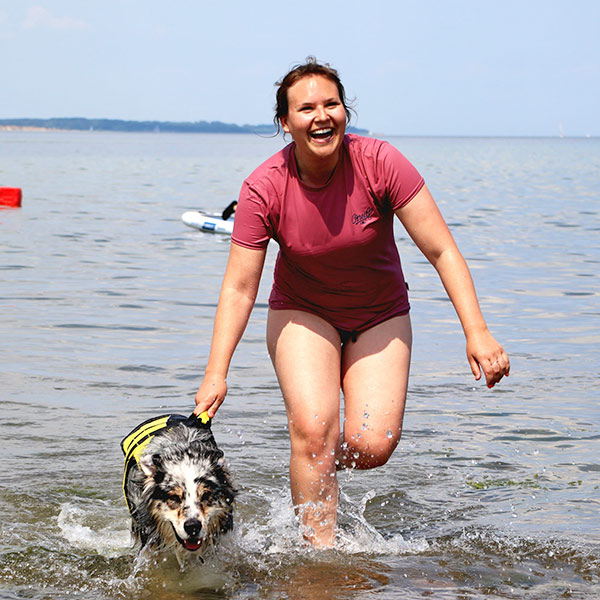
[120,411,210,513]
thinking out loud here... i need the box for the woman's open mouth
[310,127,335,142]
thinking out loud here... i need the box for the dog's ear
[140,453,164,479]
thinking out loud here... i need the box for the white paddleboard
[181,211,233,235]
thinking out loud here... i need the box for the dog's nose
[184,518,202,538]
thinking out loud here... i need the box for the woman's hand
[194,371,227,418]
[466,328,510,388]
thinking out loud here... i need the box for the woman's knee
[289,415,340,459]
[341,427,401,469]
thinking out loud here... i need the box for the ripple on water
[0,483,598,599]
[1,133,599,599]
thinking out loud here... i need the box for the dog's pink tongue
[184,540,201,551]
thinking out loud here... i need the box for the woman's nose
[315,106,328,121]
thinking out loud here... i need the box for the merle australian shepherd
[121,412,235,564]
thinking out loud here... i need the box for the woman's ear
[280,117,290,134]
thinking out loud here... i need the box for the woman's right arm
[194,242,267,417]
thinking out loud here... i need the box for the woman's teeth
[310,128,334,139]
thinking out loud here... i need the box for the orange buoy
[0,188,22,207]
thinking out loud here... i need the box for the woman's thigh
[341,314,412,457]
[266,309,342,443]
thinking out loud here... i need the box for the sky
[0,1,598,137]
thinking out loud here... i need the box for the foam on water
[57,503,131,558]
[336,490,430,556]
[230,487,429,559]
[36,486,433,598]
[47,486,597,599]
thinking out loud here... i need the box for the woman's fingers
[481,351,510,388]
[469,355,482,381]
[194,373,227,417]
[466,332,510,389]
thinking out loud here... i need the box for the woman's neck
[294,148,341,188]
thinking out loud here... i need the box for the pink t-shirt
[232,134,424,332]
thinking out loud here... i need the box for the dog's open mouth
[173,526,203,552]
[183,539,201,551]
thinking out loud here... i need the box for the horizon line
[0,117,596,139]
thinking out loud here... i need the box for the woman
[194,58,510,548]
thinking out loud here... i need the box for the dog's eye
[198,490,212,504]
[166,494,181,508]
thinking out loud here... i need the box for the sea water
[0,131,598,599]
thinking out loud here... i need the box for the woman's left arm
[396,184,510,388]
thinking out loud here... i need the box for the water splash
[336,489,429,556]
[57,503,131,558]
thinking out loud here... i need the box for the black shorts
[336,327,359,346]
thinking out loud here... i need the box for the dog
[121,411,235,563]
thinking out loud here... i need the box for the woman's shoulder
[346,133,420,171]
[344,134,407,176]
[345,133,396,160]
[344,134,423,200]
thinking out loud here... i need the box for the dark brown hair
[273,57,354,134]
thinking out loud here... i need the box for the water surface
[1,131,598,598]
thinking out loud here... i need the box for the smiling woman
[193,57,510,549]
[279,76,347,187]
[274,57,353,129]
[274,58,353,187]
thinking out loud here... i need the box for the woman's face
[280,75,347,171]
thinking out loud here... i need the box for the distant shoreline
[0,117,368,135]
[0,120,593,138]
[0,125,60,132]
[0,118,276,134]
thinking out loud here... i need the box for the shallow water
[1,131,599,598]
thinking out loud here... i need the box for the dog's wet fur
[124,421,235,563]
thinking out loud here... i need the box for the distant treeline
[0,117,275,133]
[0,117,368,135]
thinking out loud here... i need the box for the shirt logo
[352,207,374,225]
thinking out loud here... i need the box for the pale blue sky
[1,1,598,136]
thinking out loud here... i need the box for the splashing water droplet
[386,430,393,438]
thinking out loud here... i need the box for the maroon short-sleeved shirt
[232,135,424,332]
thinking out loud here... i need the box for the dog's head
[138,424,235,553]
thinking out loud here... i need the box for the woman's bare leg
[338,314,412,470]
[267,309,342,548]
